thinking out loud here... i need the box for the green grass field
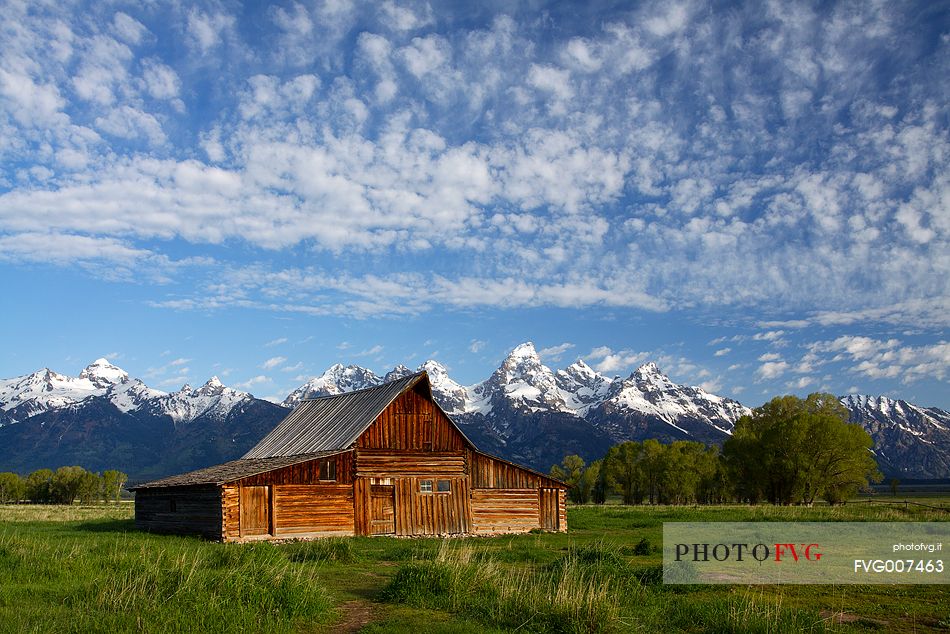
[0,500,947,633]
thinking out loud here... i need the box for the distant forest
[0,466,127,504]
[552,393,882,506]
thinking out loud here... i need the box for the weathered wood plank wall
[357,386,467,451]
[470,488,541,534]
[233,452,353,486]
[275,484,354,536]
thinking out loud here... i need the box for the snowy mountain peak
[79,358,129,388]
[599,366,750,435]
[384,364,413,382]
[419,360,468,415]
[509,341,539,359]
[470,342,571,415]
[195,376,232,397]
[555,360,615,416]
[282,364,382,408]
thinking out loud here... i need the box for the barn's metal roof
[241,372,474,459]
[130,451,343,489]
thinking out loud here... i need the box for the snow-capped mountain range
[0,358,252,426]
[0,343,948,479]
[278,343,752,432]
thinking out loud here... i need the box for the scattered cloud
[757,361,790,380]
[234,375,270,391]
[265,337,288,347]
[806,336,950,383]
[539,342,574,362]
[261,356,286,370]
[587,346,650,374]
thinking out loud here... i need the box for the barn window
[437,480,451,493]
[419,480,433,493]
[169,499,177,513]
[320,459,336,481]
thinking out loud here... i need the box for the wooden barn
[132,372,568,541]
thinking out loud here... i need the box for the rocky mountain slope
[841,395,950,479]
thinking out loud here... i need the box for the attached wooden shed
[132,372,568,541]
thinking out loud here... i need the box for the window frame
[419,479,433,493]
[320,458,336,482]
[436,479,451,493]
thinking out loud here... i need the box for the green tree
[25,469,54,503]
[550,455,588,502]
[602,441,645,504]
[101,470,127,503]
[77,471,102,504]
[589,459,608,504]
[0,472,25,503]
[50,466,92,504]
[723,393,881,505]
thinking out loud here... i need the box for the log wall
[135,486,223,540]
[222,483,356,541]
[470,488,541,534]
[469,451,567,489]
[356,449,465,477]
[274,484,354,536]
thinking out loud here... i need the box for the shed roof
[242,371,475,459]
[130,451,343,489]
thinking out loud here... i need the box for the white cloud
[355,345,384,357]
[186,9,234,54]
[757,361,790,380]
[807,336,950,383]
[587,346,650,374]
[141,59,180,100]
[469,340,486,353]
[235,375,270,390]
[261,356,286,370]
[94,106,166,145]
[112,12,149,45]
[714,347,731,357]
[380,1,433,32]
[265,337,288,347]
[539,342,574,362]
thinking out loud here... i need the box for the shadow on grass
[74,518,136,533]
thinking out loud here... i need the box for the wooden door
[540,488,559,531]
[240,486,271,537]
[370,485,395,535]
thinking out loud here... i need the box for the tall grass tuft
[285,537,358,563]
[0,528,334,634]
[382,540,628,633]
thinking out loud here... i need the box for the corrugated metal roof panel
[242,373,426,459]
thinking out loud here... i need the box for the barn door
[240,486,271,537]
[540,488,559,531]
[370,485,395,535]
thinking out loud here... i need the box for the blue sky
[0,0,947,407]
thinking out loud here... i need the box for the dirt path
[332,599,378,633]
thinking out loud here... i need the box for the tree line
[551,393,882,506]
[0,466,128,504]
